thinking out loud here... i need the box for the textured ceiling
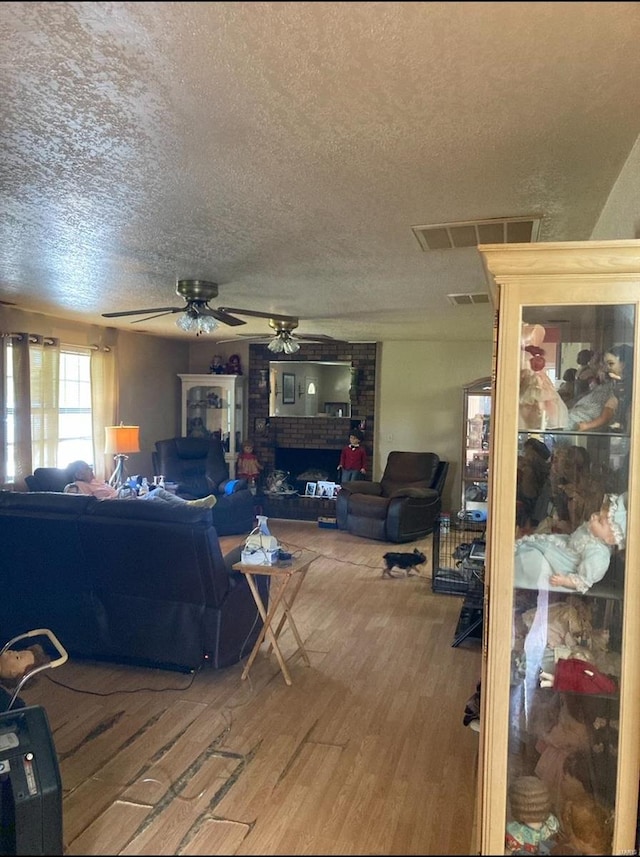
[2,1,640,342]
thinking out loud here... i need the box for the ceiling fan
[217,317,340,353]
[101,279,297,337]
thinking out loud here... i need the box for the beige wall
[591,132,640,240]
[114,331,189,476]
[377,339,493,513]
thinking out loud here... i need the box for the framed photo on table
[316,480,336,498]
[305,482,317,497]
[282,373,296,404]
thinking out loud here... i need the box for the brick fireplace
[246,341,378,519]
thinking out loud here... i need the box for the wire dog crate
[432,514,486,595]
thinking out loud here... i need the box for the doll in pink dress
[519,324,569,431]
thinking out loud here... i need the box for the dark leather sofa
[25,453,256,537]
[0,491,268,673]
[336,451,448,543]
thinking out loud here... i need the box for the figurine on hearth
[505,775,560,855]
[226,353,242,375]
[519,323,569,431]
[209,355,226,375]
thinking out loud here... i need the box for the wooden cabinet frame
[476,241,640,855]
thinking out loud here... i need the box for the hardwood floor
[17,520,482,855]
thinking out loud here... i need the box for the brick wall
[247,341,377,484]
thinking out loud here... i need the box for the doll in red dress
[236,440,262,490]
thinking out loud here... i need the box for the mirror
[269,361,352,417]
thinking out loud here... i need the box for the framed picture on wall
[282,372,296,404]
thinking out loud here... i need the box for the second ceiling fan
[218,316,340,353]
[101,279,298,337]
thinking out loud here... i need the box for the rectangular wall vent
[412,215,541,251]
[447,293,491,306]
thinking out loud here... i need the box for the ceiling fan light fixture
[267,336,285,353]
[175,309,218,336]
[283,337,300,354]
[266,331,301,353]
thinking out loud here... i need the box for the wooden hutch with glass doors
[475,240,640,856]
[178,374,246,478]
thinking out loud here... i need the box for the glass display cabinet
[475,240,639,856]
[178,374,246,477]
[461,377,492,521]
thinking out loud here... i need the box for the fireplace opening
[274,447,342,491]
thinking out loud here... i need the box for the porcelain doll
[236,440,262,488]
[0,644,49,688]
[513,492,626,594]
[519,338,569,431]
[505,775,560,854]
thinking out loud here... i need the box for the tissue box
[241,548,279,566]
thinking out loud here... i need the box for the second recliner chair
[336,451,448,543]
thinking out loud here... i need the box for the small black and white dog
[382,548,426,578]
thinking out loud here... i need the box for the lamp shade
[104,424,140,455]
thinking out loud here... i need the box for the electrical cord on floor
[275,537,431,572]
[40,535,429,698]
[42,667,201,696]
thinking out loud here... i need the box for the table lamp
[104,423,140,489]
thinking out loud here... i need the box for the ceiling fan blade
[218,306,298,323]
[130,310,182,324]
[102,306,183,318]
[296,334,341,342]
[201,308,246,326]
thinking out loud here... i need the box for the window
[5,341,93,479]
[58,348,94,466]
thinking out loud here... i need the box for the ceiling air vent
[412,215,541,251]
[447,293,491,306]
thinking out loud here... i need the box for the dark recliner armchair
[336,451,448,543]
[25,465,77,493]
[152,436,256,536]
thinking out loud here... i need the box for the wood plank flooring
[16,520,482,855]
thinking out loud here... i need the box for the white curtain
[6,333,60,487]
[90,343,117,481]
[30,336,61,469]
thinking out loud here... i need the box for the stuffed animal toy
[0,644,50,689]
[559,794,614,855]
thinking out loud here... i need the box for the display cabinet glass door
[477,242,639,856]
[462,377,491,519]
[178,374,246,477]
[184,382,230,441]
